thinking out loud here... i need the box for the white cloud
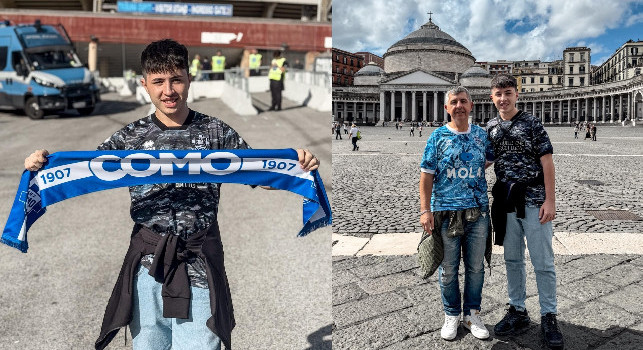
[332,0,641,64]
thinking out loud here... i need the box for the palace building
[332,16,643,126]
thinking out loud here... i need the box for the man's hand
[420,211,434,234]
[25,149,50,171]
[539,199,556,224]
[296,149,319,171]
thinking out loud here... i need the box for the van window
[0,47,7,70]
[11,51,25,71]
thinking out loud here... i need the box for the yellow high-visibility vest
[268,57,286,81]
[212,55,226,72]
[249,53,262,69]
[190,58,201,76]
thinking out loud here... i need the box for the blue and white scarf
[2,149,331,253]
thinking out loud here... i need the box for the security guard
[249,49,262,76]
[212,50,226,80]
[268,51,287,111]
[190,54,202,81]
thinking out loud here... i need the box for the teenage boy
[24,39,320,350]
[486,73,563,349]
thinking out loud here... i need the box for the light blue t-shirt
[420,124,494,212]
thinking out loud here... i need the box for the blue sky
[332,0,643,66]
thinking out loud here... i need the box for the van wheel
[77,107,95,116]
[25,97,44,119]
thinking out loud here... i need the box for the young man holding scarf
[24,39,320,350]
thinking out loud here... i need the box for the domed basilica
[333,16,491,125]
[333,15,643,126]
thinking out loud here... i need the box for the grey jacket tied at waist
[96,224,235,350]
[418,208,492,278]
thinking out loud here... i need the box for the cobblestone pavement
[332,125,643,349]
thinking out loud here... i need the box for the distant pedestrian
[409,125,415,136]
[350,124,359,151]
[335,123,342,140]
[573,124,579,139]
[268,51,287,111]
[395,122,399,130]
[585,125,591,140]
[343,124,348,134]
[418,125,423,137]
[591,124,597,141]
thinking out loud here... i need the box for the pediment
[382,70,455,86]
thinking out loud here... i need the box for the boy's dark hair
[491,73,518,90]
[141,39,189,75]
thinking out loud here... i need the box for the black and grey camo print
[98,110,249,288]
[486,111,553,207]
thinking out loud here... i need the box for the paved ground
[332,125,643,349]
[0,92,331,349]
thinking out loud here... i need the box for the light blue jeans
[503,207,557,316]
[130,265,221,350]
[438,211,489,316]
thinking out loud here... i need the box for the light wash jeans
[503,206,557,316]
[130,265,221,350]
[438,211,489,316]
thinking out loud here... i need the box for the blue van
[0,20,100,119]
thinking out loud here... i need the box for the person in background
[268,51,288,111]
[189,53,202,81]
[249,48,262,76]
[349,123,359,151]
[211,51,226,80]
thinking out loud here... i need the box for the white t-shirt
[350,127,359,137]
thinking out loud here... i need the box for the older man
[419,86,494,341]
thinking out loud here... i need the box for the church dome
[355,62,384,76]
[354,62,384,85]
[383,17,475,77]
[461,65,491,78]
[460,64,492,88]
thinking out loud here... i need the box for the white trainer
[463,310,490,339]
[441,313,460,340]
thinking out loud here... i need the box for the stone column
[627,93,631,121]
[391,91,395,121]
[567,99,571,124]
[433,92,438,122]
[593,96,597,122]
[585,97,589,122]
[610,95,615,123]
[354,101,357,120]
[550,101,554,124]
[541,101,545,124]
[379,91,385,123]
[401,91,406,122]
[618,94,623,122]
[343,101,347,121]
[422,91,427,122]
[411,91,417,122]
[558,99,563,124]
[602,95,606,122]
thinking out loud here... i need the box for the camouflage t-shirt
[486,111,553,207]
[98,109,250,288]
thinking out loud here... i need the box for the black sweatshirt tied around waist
[95,224,235,349]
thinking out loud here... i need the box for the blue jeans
[438,211,489,316]
[130,265,221,350]
[503,207,557,316]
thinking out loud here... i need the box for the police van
[0,19,100,119]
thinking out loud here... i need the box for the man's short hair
[141,39,189,76]
[491,73,518,90]
[444,86,471,105]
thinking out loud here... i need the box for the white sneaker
[463,310,490,339]
[441,313,460,340]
